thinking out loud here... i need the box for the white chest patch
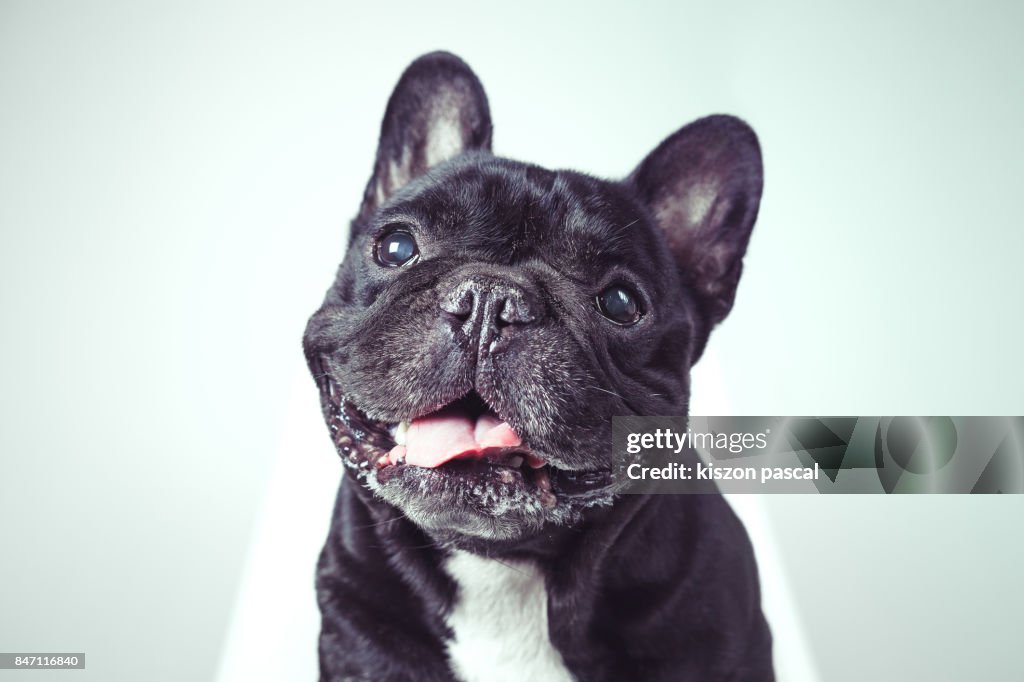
[444,550,574,682]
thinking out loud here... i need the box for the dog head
[303,52,762,545]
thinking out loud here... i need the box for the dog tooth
[508,455,524,468]
[393,420,409,446]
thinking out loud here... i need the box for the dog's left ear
[628,115,763,327]
[358,51,492,220]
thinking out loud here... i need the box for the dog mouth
[317,365,612,506]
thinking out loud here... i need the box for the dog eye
[375,229,419,267]
[596,285,642,325]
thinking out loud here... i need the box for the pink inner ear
[681,181,719,229]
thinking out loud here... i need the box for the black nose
[440,275,540,348]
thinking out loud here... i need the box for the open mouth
[380,391,561,507]
[316,363,612,505]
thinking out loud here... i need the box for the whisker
[586,385,625,400]
[490,557,530,576]
[353,511,411,530]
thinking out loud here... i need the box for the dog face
[304,52,762,544]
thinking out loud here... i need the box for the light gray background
[1,1,1022,680]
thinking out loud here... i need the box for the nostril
[440,287,475,321]
[497,297,536,327]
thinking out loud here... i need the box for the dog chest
[443,550,574,682]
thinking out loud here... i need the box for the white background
[2,1,1022,680]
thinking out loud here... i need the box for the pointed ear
[628,115,763,327]
[358,52,492,219]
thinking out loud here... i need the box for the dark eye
[597,285,642,325]
[375,229,419,267]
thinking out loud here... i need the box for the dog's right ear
[358,52,492,220]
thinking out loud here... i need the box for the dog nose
[440,275,540,344]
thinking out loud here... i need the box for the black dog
[303,52,772,681]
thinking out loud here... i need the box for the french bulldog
[303,51,773,681]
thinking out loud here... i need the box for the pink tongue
[402,407,522,468]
